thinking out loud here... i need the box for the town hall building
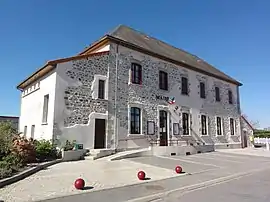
[17,25,250,152]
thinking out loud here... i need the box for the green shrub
[0,122,17,159]
[34,140,57,161]
[63,140,76,151]
[2,153,23,170]
[0,161,13,179]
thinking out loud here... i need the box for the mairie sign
[156,95,169,101]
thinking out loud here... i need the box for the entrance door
[94,119,106,149]
[159,110,168,146]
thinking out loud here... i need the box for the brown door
[159,110,168,146]
[94,119,106,149]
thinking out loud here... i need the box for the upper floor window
[201,115,207,135]
[216,116,222,135]
[200,82,206,99]
[131,63,142,84]
[230,118,235,135]
[98,80,105,99]
[182,112,189,135]
[31,125,35,139]
[181,77,188,95]
[130,107,141,134]
[24,126,27,136]
[159,71,168,90]
[215,87,220,102]
[42,94,49,123]
[228,90,233,104]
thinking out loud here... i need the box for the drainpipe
[237,86,244,148]
[114,44,119,151]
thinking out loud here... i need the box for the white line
[156,155,222,168]
[126,166,270,202]
[204,152,257,159]
[189,154,243,163]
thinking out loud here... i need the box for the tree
[242,114,260,129]
[0,121,17,159]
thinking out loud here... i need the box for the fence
[254,137,270,145]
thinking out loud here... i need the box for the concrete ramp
[106,148,151,161]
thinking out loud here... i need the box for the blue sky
[0,0,269,128]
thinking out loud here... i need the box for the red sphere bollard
[74,178,85,190]
[175,166,182,174]
[137,171,146,180]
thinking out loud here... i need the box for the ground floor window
[230,118,235,135]
[216,117,222,135]
[130,107,141,134]
[182,112,189,135]
[201,115,207,135]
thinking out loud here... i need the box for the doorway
[94,119,106,149]
[159,110,168,146]
[243,131,248,148]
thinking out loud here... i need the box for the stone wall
[109,43,242,149]
[53,52,110,149]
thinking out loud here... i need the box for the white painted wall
[91,44,110,53]
[19,71,57,140]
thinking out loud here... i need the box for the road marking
[203,152,258,159]
[156,155,222,168]
[189,154,243,163]
[126,166,270,202]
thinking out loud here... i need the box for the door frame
[90,112,108,149]
[157,106,170,146]
[94,118,106,149]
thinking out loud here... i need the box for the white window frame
[42,94,49,124]
[229,117,236,136]
[200,114,209,136]
[91,75,108,100]
[216,116,223,136]
[157,105,170,143]
[128,103,143,136]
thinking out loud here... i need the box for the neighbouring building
[17,25,248,151]
[0,116,19,131]
[240,115,254,147]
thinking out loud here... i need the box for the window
[131,63,142,84]
[24,126,27,136]
[159,71,168,90]
[130,107,141,134]
[98,80,105,99]
[201,115,207,135]
[42,94,49,123]
[215,87,220,102]
[230,118,234,135]
[200,82,206,98]
[228,90,233,104]
[216,117,222,135]
[31,125,35,139]
[182,113,189,135]
[181,77,188,95]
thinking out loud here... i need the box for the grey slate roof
[106,25,241,85]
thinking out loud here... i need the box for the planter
[61,150,85,161]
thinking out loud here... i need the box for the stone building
[17,25,247,152]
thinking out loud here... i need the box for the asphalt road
[40,152,270,202]
[160,167,270,202]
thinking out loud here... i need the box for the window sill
[128,82,143,86]
[159,88,169,92]
[181,93,189,96]
[41,123,48,125]
[128,133,144,137]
